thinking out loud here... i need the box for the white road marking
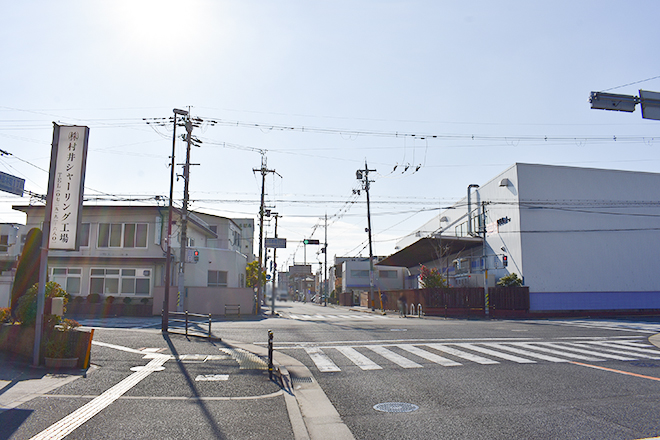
[195,374,229,381]
[304,347,341,372]
[451,343,536,364]
[335,347,382,370]
[481,343,569,363]
[512,342,603,362]
[426,344,500,365]
[365,345,422,368]
[397,345,462,366]
[29,356,168,440]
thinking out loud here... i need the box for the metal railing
[225,304,241,318]
[409,303,424,318]
[164,310,212,338]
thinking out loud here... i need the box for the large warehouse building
[380,163,660,313]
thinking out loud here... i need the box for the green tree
[497,273,523,287]
[15,281,69,328]
[419,265,447,289]
[10,228,42,319]
[245,260,266,288]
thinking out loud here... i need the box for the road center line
[29,356,168,440]
[570,361,660,382]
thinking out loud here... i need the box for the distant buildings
[0,205,255,314]
[380,163,660,313]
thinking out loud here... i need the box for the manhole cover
[373,402,419,413]
[629,361,660,368]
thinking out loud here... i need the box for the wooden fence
[381,286,529,317]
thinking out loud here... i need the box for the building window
[208,270,228,287]
[51,268,82,295]
[378,270,397,279]
[350,270,369,277]
[78,223,90,247]
[209,225,217,234]
[0,235,8,252]
[91,268,151,296]
[98,223,148,248]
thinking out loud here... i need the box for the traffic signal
[303,239,320,245]
[194,250,199,262]
[503,255,508,267]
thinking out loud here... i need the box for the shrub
[15,281,69,327]
[140,297,150,305]
[123,297,133,304]
[87,293,101,304]
[419,265,447,289]
[105,296,115,304]
[73,295,85,303]
[0,307,10,323]
[497,273,523,287]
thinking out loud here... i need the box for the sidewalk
[0,330,353,440]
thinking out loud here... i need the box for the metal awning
[377,236,482,268]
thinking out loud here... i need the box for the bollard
[185,311,189,336]
[417,304,423,318]
[409,303,415,317]
[208,314,212,338]
[268,330,274,380]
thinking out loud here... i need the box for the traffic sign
[0,171,25,196]
[265,238,287,248]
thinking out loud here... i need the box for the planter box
[45,357,79,368]
[0,324,93,368]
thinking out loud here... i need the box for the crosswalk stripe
[304,347,341,372]
[481,343,569,363]
[365,345,423,368]
[397,345,462,366]
[512,342,604,362]
[556,343,637,361]
[426,344,500,365]
[581,341,660,359]
[453,343,536,363]
[335,347,382,370]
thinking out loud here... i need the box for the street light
[162,108,188,332]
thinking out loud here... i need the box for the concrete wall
[152,285,254,315]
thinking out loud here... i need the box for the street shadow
[0,408,33,440]
[161,333,228,439]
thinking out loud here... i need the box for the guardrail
[225,304,241,318]
[164,310,212,338]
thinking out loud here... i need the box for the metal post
[268,329,274,380]
[163,108,188,332]
[482,201,489,317]
[271,213,279,316]
[208,313,212,338]
[185,311,189,336]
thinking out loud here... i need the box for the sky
[1,0,660,275]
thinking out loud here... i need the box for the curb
[649,334,660,349]
[235,343,355,440]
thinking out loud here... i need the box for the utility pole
[357,161,377,311]
[163,108,188,331]
[176,111,202,313]
[482,201,489,317]
[324,212,328,306]
[271,212,280,315]
[253,156,279,315]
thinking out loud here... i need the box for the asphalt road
[245,302,660,440]
[4,302,660,439]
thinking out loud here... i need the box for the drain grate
[373,402,419,413]
[290,376,314,384]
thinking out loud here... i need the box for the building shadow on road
[161,332,228,439]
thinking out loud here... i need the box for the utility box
[51,297,64,316]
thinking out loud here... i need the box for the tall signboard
[48,125,90,250]
[33,124,89,366]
